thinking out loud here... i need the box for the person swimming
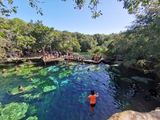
[18,85,25,92]
[88,90,99,112]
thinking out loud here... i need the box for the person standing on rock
[88,90,99,112]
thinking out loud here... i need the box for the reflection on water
[0,63,159,120]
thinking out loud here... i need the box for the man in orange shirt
[88,90,99,112]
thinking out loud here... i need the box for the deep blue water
[0,63,159,120]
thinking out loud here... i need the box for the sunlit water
[0,62,159,120]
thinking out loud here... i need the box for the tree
[56,31,80,52]
[1,0,159,18]
[93,34,106,46]
[30,21,54,53]
[79,35,97,52]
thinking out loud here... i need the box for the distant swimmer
[88,90,99,112]
[18,85,25,92]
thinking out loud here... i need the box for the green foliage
[91,46,106,55]
[56,31,81,52]
[79,35,97,52]
[104,1,160,64]
[1,0,158,18]
[0,0,159,65]
[16,35,36,50]
[0,102,29,120]
[0,0,42,16]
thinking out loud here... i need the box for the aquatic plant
[0,102,29,120]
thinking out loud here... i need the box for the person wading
[88,90,99,112]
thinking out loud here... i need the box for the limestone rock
[108,108,160,120]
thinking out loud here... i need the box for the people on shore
[92,54,102,62]
[88,90,99,112]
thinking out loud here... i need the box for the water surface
[0,63,159,120]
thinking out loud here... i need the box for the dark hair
[91,90,95,95]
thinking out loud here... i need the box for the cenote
[0,62,160,120]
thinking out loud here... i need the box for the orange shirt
[88,95,97,104]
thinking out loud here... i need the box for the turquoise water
[0,63,159,120]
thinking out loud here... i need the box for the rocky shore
[108,108,160,120]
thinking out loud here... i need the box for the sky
[8,0,136,35]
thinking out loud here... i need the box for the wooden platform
[3,56,103,65]
[42,57,64,64]
[4,57,42,63]
[83,60,101,64]
[64,58,102,64]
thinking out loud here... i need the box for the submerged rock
[58,70,72,79]
[43,85,56,93]
[111,67,121,74]
[21,93,42,100]
[10,85,37,95]
[60,80,69,86]
[120,78,132,83]
[131,76,153,84]
[39,69,48,76]
[108,108,160,120]
[26,116,38,120]
[47,66,59,72]
[30,78,40,84]
[0,102,29,120]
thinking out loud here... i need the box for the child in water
[88,90,99,112]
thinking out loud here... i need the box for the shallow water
[0,63,159,120]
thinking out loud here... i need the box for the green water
[0,62,159,120]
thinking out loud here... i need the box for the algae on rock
[21,93,42,100]
[10,85,37,95]
[26,116,38,120]
[0,102,29,120]
[43,85,56,93]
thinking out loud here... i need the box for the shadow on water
[0,63,160,120]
